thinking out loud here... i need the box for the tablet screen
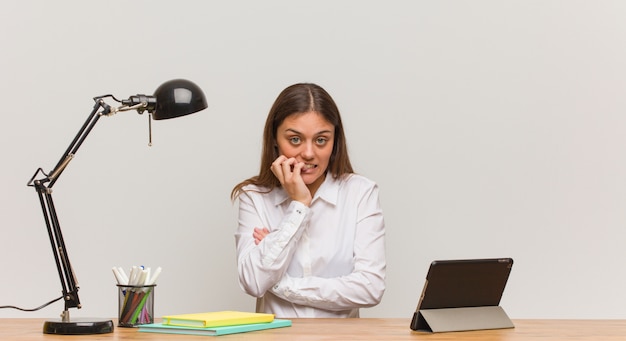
[417,258,513,310]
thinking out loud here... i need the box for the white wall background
[1,1,625,320]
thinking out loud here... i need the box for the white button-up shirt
[235,174,386,318]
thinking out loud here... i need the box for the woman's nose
[300,142,315,159]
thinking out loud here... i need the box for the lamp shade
[152,79,207,120]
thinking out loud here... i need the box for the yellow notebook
[162,311,274,328]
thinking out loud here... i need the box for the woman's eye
[316,137,328,145]
[290,137,301,144]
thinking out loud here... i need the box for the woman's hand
[253,227,270,245]
[271,155,312,206]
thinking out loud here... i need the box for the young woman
[231,83,385,318]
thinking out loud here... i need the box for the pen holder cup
[117,284,156,327]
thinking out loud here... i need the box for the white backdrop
[1,1,625,320]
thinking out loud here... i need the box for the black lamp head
[151,79,208,120]
[123,79,207,119]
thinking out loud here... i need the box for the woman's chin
[302,173,325,186]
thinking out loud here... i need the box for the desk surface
[1,318,625,340]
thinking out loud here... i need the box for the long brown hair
[231,83,353,201]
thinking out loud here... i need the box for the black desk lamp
[26,79,207,335]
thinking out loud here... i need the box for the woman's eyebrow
[283,128,333,135]
[284,128,302,134]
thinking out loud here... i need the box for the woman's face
[275,111,335,191]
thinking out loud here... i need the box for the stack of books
[138,310,292,336]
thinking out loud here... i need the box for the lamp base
[43,318,114,334]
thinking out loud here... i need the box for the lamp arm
[48,99,112,187]
[27,98,111,320]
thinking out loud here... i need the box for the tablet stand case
[411,305,514,333]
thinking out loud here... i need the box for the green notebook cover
[138,319,292,336]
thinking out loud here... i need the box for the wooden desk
[1,318,625,340]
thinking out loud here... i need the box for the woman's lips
[288,163,317,172]
[301,164,317,173]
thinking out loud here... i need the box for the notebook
[162,311,274,328]
[410,258,514,332]
[139,319,292,336]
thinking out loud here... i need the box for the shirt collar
[271,175,341,207]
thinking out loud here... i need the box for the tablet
[410,258,514,331]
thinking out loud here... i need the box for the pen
[118,267,129,285]
[147,267,162,285]
[112,267,125,285]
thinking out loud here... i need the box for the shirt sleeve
[269,183,386,311]
[235,191,310,298]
